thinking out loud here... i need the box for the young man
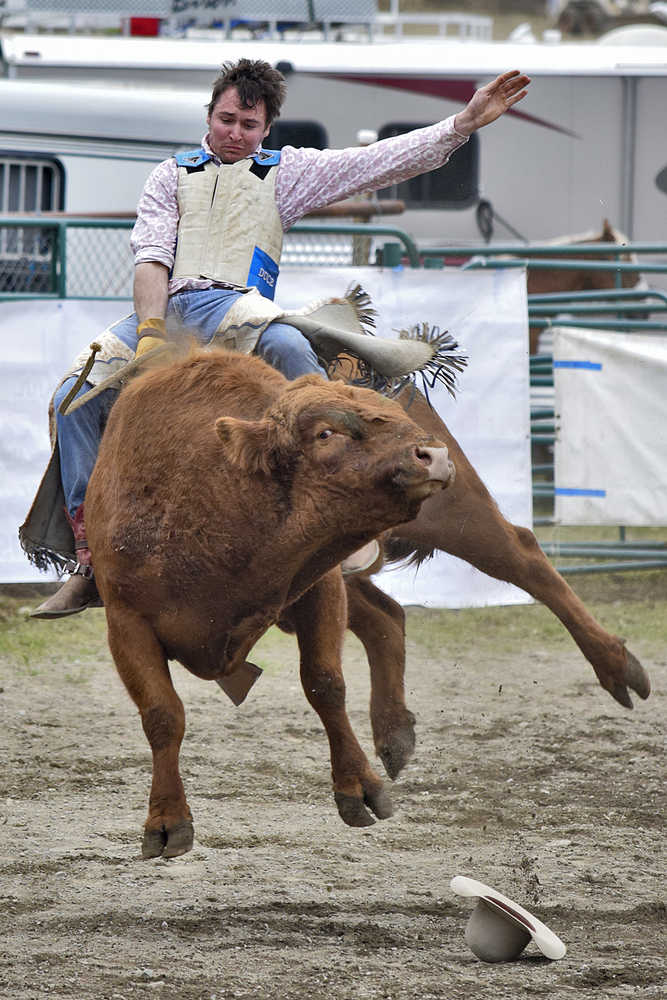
[25,59,530,617]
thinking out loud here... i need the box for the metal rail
[529,288,667,305]
[0,217,421,299]
[464,258,667,276]
[423,242,667,257]
[530,303,667,316]
[530,317,667,331]
[539,532,667,573]
[292,223,420,267]
[540,559,667,575]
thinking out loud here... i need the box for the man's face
[207,87,270,163]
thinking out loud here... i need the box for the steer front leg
[346,574,416,780]
[290,571,393,827]
[106,604,194,859]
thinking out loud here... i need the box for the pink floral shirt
[131,116,469,295]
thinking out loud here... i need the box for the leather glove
[135,317,167,360]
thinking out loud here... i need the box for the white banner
[1,298,132,583]
[554,326,667,526]
[1,267,532,606]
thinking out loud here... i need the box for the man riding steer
[21,58,530,616]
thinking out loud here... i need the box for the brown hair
[208,59,287,125]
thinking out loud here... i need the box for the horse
[525,219,644,354]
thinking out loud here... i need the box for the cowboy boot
[30,504,103,619]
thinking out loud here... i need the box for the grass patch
[247,625,299,677]
[405,601,569,661]
[2,558,665,680]
[403,562,667,662]
[0,586,108,677]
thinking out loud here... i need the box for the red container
[129,17,161,37]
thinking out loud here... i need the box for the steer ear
[215,416,281,476]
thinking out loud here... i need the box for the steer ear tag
[450,875,567,963]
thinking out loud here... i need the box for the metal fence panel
[25,0,172,12]
[0,218,367,297]
[0,224,56,294]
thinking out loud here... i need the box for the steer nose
[415,445,455,485]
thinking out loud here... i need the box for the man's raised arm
[454,70,531,137]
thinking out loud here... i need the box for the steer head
[215,376,454,531]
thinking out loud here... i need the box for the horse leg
[290,571,393,827]
[106,604,194,858]
[392,430,650,708]
[345,574,416,780]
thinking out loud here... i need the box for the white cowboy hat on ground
[450,875,567,963]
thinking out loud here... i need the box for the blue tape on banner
[553,360,602,370]
[555,488,607,497]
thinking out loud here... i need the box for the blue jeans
[55,288,326,515]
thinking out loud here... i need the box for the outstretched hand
[454,70,531,136]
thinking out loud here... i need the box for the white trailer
[1,31,666,245]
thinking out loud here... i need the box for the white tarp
[1,267,532,606]
[1,298,133,584]
[553,326,667,525]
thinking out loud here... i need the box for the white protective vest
[172,148,283,300]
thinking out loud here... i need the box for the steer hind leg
[106,605,194,858]
[345,574,416,780]
[291,572,393,827]
[390,387,651,708]
[394,445,651,708]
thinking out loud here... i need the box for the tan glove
[135,317,167,360]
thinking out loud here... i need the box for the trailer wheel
[476,200,494,243]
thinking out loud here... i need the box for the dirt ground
[0,571,665,1000]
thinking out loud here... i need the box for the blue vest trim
[254,148,281,166]
[174,149,211,168]
[174,148,280,168]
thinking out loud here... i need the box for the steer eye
[317,428,334,440]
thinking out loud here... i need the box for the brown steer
[85,349,453,858]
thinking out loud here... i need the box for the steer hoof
[376,713,417,780]
[142,820,194,859]
[624,648,651,701]
[605,647,651,709]
[334,786,394,827]
[366,786,394,820]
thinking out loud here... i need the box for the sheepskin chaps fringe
[330,321,468,400]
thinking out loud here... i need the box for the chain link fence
[64,226,134,298]
[0,219,371,297]
[0,223,56,294]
